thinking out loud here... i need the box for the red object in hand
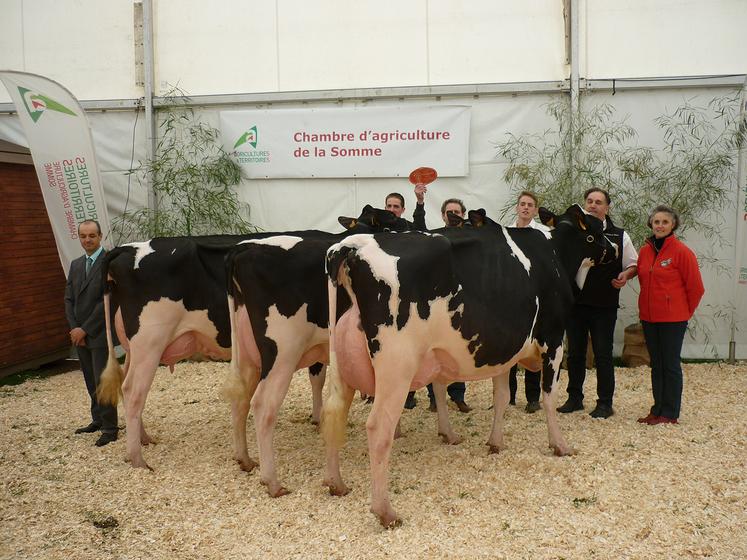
[408,167,437,186]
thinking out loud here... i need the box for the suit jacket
[64,250,107,349]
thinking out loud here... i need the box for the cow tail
[222,292,245,402]
[321,245,350,449]
[97,291,124,406]
[222,249,245,402]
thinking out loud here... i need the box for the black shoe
[525,401,541,413]
[454,400,472,413]
[95,432,118,447]
[557,398,584,413]
[404,392,417,410]
[589,404,614,419]
[75,423,100,434]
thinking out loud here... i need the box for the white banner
[0,71,111,277]
[220,105,470,178]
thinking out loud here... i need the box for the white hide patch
[130,298,226,355]
[502,226,532,275]
[241,235,303,251]
[124,241,156,269]
[264,303,326,365]
[575,257,593,291]
[330,234,401,321]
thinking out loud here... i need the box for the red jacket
[637,234,704,323]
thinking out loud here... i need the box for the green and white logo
[19,87,76,123]
[234,126,258,149]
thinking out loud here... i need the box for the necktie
[85,256,93,276]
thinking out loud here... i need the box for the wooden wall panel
[0,162,70,377]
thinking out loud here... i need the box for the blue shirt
[87,246,104,266]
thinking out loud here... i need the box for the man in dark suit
[64,219,118,446]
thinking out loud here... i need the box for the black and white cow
[97,206,405,470]
[321,205,616,527]
[223,208,410,496]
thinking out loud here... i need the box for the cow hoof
[237,457,258,473]
[487,443,503,455]
[551,444,575,457]
[130,457,153,471]
[261,479,291,497]
[438,432,463,445]
[271,487,291,498]
[139,427,156,446]
[374,510,402,529]
[324,481,350,497]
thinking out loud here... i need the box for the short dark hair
[647,205,680,231]
[583,187,611,205]
[78,219,102,235]
[385,193,405,207]
[441,198,466,215]
[517,191,539,206]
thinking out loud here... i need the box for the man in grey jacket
[64,219,118,446]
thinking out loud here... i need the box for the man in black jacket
[557,188,638,419]
[385,185,427,232]
[64,219,118,446]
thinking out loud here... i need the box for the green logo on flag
[19,87,76,123]
[234,126,258,149]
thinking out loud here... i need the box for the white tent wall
[1,0,746,358]
[0,0,138,103]
[3,0,745,102]
[153,0,568,94]
[582,0,747,78]
[580,87,745,360]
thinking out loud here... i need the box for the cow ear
[468,209,486,228]
[538,207,556,227]
[338,216,357,230]
[446,211,466,228]
[565,204,588,231]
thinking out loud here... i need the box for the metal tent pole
[143,0,157,215]
[729,75,747,363]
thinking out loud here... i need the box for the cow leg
[120,350,162,470]
[308,363,327,425]
[252,366,295,497]
[321,366,355,497]
[433,382,461,444]
[487,373,511,454]
[117,355,154,446]
[542,347,574,456]
[228,363,261,473]
[367,377,410,529]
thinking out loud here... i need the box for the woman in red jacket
[637,205,704,425]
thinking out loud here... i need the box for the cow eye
[586,235,594,243]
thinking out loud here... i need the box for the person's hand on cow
[70,327,87,346]
[414,183,427,204]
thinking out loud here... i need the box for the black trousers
[565,304,618,407]
[78,345,118,433]
[641,320,688,419]
[509,366,540,403]
[426,382,466,403]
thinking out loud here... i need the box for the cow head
[540,204,617,289]
[466,208,489,228]
[338,205,411,233]
[446,210,469,228]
